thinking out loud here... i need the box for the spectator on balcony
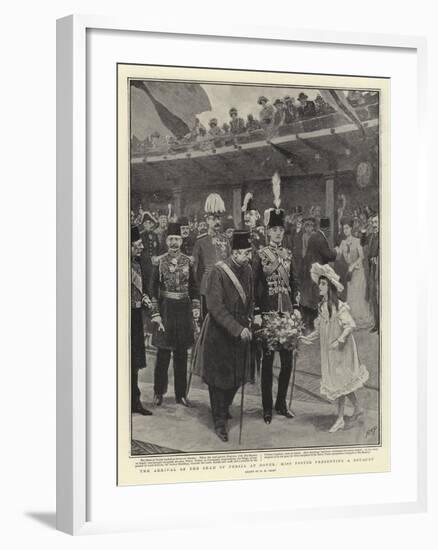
[151,130,161,148]
[315,94,334,116]
[208,118,223,137]
[229,107,246,135]
[283,95,298,124]
[257,96,275,129]
[246,114,261,132]
[346,90,366,108]
[188,117,206,141]
[297,92,317,120]
[273,99,286,126]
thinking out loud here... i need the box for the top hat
[178,216,189,226]
[231,230,251,250]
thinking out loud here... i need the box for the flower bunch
[256,311,304,352]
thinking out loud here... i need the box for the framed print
[56,15,427,535]
[117,64,389,486]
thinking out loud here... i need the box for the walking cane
[288,348,298,412]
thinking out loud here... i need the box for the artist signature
[366,426,377,438]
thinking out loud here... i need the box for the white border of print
[56,15,427,535]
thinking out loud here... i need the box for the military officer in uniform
[179,216,196,257]
[149,222,200,407]
[194,230,254,442]
[154,210,169,254]
[139,212,159,290]
[253,207,300,424]
[192,193,231,318]
[241,192,264,383]
[131,225,153,416]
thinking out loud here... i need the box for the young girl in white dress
[300,263,369,432]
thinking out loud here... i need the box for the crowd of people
[130,189,379,442]
[132,90,377,155]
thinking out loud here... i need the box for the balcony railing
[131,102,379,160]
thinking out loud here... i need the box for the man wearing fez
[179,216,196,257]
[192,193,231,318]
[253,175,300,424]
[149,223,200,407]
[131,226,153,416]
[195,230,254,442]
[300,216,337,329]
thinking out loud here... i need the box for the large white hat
[310,263,344,293]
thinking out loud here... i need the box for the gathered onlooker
[246,114,261,132]
[222,122,230,133]
[283,95,297,124]
[273,99,286,126]
[257,95,275,128]
[207,118,223,137]
[297,92,317,119]
[335,218,372,329]
[229,107,246,134]
[315,94,335,116]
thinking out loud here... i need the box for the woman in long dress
[336,218,372,328]
[301,263,369,432]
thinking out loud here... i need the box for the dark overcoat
[195,258,253,390]
[300,230,337,310]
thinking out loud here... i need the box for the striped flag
[131,81,211,139]
[319,89,366,137]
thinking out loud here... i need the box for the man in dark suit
[300,216,337,329]
[362,214,379,333]
[253,208,300,424]
[194,230,253,442]
[131,225,153,416]
[297,92,317,119]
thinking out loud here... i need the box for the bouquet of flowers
[256,311,304,352]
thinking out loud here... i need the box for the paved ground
[134,327,380,453]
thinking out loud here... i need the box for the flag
[131,81,211,139]
[319,89,365,137]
